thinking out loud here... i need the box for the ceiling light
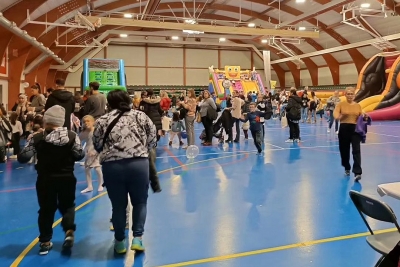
[171,36,179,40]
[219,37,226,42]
[119,34,128,38]
[261,39,268,43]
[296,0,306,3]
[183,30,204,34]
[248,23,255,27]
[185,19,196,24]
[360,2,370,8]
[124,14,133,18]
[298,26,306,31]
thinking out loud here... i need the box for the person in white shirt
[9,112,23,159]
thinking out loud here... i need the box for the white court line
[156,141,400,158]
[369,132,400,138]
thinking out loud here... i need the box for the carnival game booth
[82,58,127,94]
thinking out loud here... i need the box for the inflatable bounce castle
[355,52,400,121]
[208,65,266,99]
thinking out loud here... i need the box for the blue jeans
[103,158,149,241]
[329,109,339,131]
[301,107,308,121]
[251,129,262,153]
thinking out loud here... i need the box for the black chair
[349,190,400,266]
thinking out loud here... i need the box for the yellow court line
[156,228,398,267]
[10,152,251,266]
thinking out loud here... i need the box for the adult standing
[231,90,244,143]
[333,87,364,181]
[199,90,217,146]
[285,89,302,142]
[83,82,107,120]
[44,79,75,130]
[180,89,196,147]
[93,89,157,253]
[327,90,341,133]
[29,83,46,114]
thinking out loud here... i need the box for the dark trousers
[288,120,300,139]
[251,129,263,153]
[103,158,149,241]
[233,118,240,141]
[201,116,213,143]
[338,123,362,174]
[11,132,20,155]
[36,175,77,243]
[329,110,339,131]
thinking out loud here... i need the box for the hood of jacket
[44,127,71,146]
[143,96,161,104]
[50,89,73,103]
[290,95,302,104]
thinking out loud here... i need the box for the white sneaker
[327,129,330,133]
[335,131,338,134]
[9,155,17,159]
[285,139,293,143]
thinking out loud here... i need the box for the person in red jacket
[160,91,171,117]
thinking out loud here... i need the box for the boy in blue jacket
[18,105,85,255]
[240,102,266,155]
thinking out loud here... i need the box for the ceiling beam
[280,0,354,26]
[271,32,400,64]
[86,16,320,38]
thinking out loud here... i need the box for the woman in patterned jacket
[93,89,157,254]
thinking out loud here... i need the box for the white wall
[340,64,358,84]
[318,67,333,85]
[0,79,9,109]
[65,45,274,88]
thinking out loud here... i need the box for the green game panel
[89,71,119,86]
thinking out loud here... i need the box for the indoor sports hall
[1,0,400,267]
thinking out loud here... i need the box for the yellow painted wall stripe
[10,152,251,266]
[156,228,397,267]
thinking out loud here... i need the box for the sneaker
[285,139,293,143]
[327,129,330,133]
[355,174,362,182]
[294,139,300,142]
[63,231,74,249]
[9,155,17,159]
[345,170,350,176]
[114,239,127,254]
[335,131,338,134]
[39,242,53,255]
[131,237,145,251]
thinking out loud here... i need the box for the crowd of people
[0,80,369,256]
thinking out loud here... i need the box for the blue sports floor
[1,119,400,267]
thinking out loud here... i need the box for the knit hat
[43,105,65,126]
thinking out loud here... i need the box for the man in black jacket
[45,79,75,130]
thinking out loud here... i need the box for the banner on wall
[270,80,277,89]
[0,52,7,75]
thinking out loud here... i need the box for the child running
[17,105,85,255]
[240,102,267,155]
[79,115,104,193]
[169,112,185,146]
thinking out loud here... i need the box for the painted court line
[369,132,400,138]
[10,152,252,267]
[156,228,398,267]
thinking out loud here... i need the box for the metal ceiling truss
[26,9,99,31]
[341,2,396,50]
[268,37,304,68]
[55,38,107,48]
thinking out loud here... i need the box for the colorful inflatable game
[208,65,265,99]
[355,52,400,120]
[82,58,127,94]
